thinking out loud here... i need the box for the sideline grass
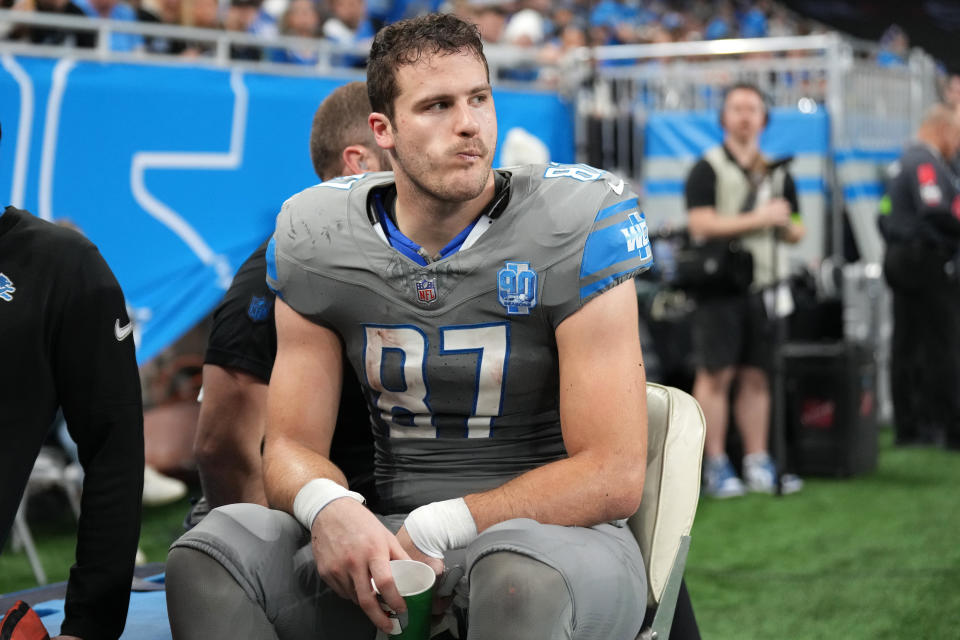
[0,495,194,594]
[2,432,958,639]
[686,430,960,639]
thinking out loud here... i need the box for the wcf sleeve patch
[579,197,654,300]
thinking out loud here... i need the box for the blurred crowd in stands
[0,0,849,67]
[0,0,934,96]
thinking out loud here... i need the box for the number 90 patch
[497,261,538,315]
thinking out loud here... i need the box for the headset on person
[718,82,772,130]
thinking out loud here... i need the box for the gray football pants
[166,503,646,640]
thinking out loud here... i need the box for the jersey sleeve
[205,239,276,382]
[265,186,333,320]
[265,197,294,303]
[54,243,144,640]
[541,169,653,328]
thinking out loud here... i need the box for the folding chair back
[629,383,705,639]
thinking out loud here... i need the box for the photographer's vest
[704,146,789,289]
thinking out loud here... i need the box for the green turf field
[2,429,958,638]
[685,430,960,638]
[0,494,192,594]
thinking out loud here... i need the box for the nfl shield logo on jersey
[416,278,438,304]
[247,295,273,322]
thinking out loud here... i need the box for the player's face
[722,89,766,143]
[383,50,497,204]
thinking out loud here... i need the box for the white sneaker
[703,455,746,498]
[743,453,804,495]
[142,465,187,507]
[779,473,805,495]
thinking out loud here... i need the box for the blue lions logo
[247,295,273,322]
[0,273,15,302]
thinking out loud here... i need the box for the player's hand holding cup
[373,560,437,640]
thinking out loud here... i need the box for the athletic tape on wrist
[404,498,478,559]
[293,478,365,530]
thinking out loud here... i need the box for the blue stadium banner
[645,107,830,159]
[642,107,831,205]
[0,56,574,363]
[640,107,832,264]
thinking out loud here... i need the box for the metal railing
[0,8,549,82]
[572,32,939,260]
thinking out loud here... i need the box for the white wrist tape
[293,478,365,530]
[404,498,478,559]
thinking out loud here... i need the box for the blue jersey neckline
[373,192,480,267]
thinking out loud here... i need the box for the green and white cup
[374,559,436,640]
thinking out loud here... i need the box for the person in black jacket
[0,121,144,640]
[879,104,960,450]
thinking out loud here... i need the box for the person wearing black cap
[0,121,144,640]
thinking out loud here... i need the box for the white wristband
[404,498,478,559]
[293,478,365,530]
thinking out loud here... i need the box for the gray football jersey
[268,163,653,513]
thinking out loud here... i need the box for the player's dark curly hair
[367,13,488,121]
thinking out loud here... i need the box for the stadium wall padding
[0,56,575,363]
[833,148,901,264]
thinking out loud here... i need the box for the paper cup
[374,559,436,640]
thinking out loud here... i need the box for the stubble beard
[392,137,493,205]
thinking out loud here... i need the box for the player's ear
[369,112,394,150]
[342,145,369,175]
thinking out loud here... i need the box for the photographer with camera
[682,83,805,498]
